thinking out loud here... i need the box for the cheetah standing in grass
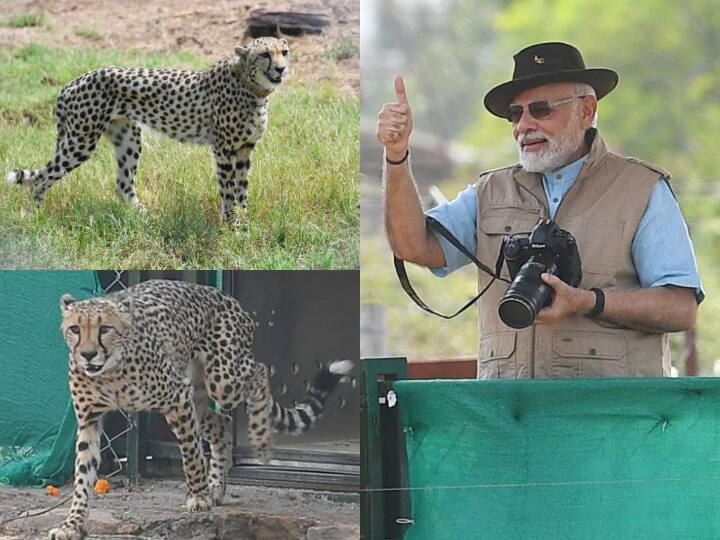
[51,279,353,540]
[6,37,289,225]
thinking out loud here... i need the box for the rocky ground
[0,479,359,539]
[0,0,359,95]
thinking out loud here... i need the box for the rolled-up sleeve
[424,184,478,277]
[632,179,704,303]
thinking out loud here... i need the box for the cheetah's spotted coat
[49,279,352,540]
[7,37,289,224]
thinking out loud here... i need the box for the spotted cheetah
[7,37,289,224]
[50,279,352,540]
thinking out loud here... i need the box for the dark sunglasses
[506,95,590,123]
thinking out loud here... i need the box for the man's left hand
[534,273,595,326]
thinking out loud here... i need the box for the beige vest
[475,131,671,379]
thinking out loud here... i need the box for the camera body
[498,219,582,329]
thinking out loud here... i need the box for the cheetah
[50,279,353,540]
[6,37,290,224]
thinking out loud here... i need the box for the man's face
[510,82,597,173]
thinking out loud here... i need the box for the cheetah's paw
[210,483,227,506]
[185,493,213,512]
[48,525,85,540]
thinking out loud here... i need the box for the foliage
[0,44,359,269]
[2,12,47,28]
[72,26,103,41]
[328,37,359,61]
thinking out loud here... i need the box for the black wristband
[587,288,605,319]
[385,149,409,165]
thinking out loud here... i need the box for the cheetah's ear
[60,294,76,312]
[235,46,249,61]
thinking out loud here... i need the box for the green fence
[362,358,720,539]
[0,271,99,487]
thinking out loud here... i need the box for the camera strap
[393,216,511,319]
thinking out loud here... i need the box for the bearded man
[377,42,703,379]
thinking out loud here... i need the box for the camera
[498,220,582,329]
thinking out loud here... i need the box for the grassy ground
[0,44,359,269]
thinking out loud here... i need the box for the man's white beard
[517,109,585,173]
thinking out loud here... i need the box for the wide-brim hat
[484,42,619,119]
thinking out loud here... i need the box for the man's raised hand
[376,76,414,161]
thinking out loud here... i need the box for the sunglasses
[506,95,590,123]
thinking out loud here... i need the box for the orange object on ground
[94,479,110,494]
[46,485,60,496]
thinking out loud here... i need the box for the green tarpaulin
[394,378,720,540]
[0,270,99,487]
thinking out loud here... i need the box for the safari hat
[484,42,619,119]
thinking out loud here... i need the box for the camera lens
[498,259,555,329]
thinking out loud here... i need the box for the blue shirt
[426,156,704,302]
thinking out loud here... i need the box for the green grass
[327,37,359,61]
[72,26,103,41]
[2,12,46,28]
[0,44,359,269]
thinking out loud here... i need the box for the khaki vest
[475,131,671,379]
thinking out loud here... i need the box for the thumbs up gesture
[376,76,414,161]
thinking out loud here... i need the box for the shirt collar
[542,154,589,185]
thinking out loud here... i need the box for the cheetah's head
[233,37,290,95]
[60,294,131,378]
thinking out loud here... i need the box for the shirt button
[556,174,562,180]
[552,197,559,203]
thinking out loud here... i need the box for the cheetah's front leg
[233,144,255,221]
[48,419,102,540]
[164,388,212,512]
[213,148,238,224]
[213,144,254,225]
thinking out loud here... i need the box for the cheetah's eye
[281,49,289,57]
[69,325,80,335]
[99,325,113,335]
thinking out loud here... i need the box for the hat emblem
[533,54,545,64]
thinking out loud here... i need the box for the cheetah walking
[51,279,352,540]
[6,37,289,224]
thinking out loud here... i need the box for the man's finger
[394,76,409,105]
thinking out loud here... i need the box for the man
[377,42,702,379]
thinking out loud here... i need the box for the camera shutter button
[504,226,512,232]
[589,348,597,356]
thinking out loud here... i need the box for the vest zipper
[514,174,546,379]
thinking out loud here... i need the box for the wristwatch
[586,288,605,319]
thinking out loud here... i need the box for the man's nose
[514,107,538,132]
[81,350,98,361]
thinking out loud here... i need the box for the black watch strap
[587,288,605,319]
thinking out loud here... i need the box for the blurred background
[360,0,720,374]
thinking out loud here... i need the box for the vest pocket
[477,332,517,379]
[551,332,628,378]
[479,208,541,235]
[478,208,542,279]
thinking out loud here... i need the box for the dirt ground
[0,479,359,539]
[0,0,359,95]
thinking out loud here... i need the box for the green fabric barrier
[394,378,720,540]
[0,271,99,486]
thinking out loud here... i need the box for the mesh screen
[394,378,720,540]
[0,271,99,486]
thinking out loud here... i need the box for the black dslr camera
[498,220,582,329]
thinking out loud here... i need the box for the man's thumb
[394,76,409,105]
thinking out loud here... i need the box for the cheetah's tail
[6,169,35,186]
[270,359,353,435]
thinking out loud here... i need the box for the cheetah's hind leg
[104,117,144,208]
[194,380,233,506]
